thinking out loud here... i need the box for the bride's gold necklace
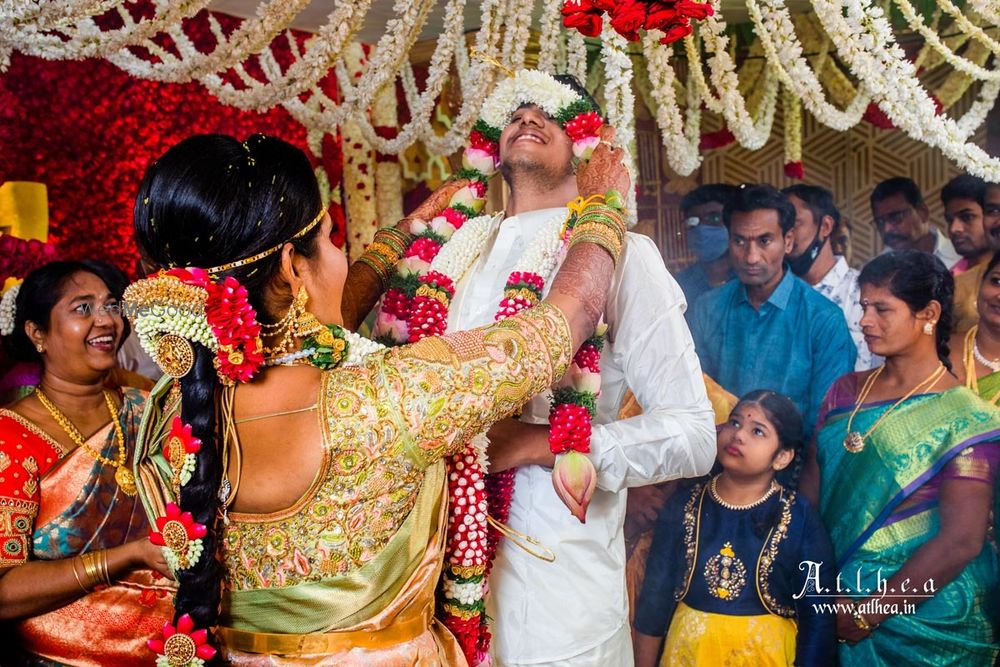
[843,363,946,453]
[34,388,136,496]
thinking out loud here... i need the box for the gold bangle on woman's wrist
[70,556,91,593]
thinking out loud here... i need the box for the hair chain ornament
[202,205,328,276]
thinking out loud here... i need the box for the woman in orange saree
[0,261,174,666]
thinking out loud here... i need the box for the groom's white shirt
[447,207,715,666]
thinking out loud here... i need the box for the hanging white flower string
[642,33,703,176]
[747,0,870,131]
[812,0,1000,181]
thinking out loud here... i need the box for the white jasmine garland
[536,0,565,74]
[967,0,1000,27]
[568,30,588,84]
[893,0,1000,81]
[936,0,1000,55]
[600,24,639,224]
[429,215,496,281]
[685,7,779,150]
[107,0,316,84]
[0,284,19,337]
[746,0,870,131]
[342,331,386,366]
[642,34,702,176]
[9,0,212,64]
[813,0,1000,181]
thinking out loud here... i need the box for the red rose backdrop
[0,13,345,277]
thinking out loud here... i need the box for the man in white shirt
[784,184,877,370]
[451,76,716,666]
[871,176,961,269]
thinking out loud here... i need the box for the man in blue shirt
[675,184,739,312]
[689,184,856,436]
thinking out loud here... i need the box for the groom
[450,74,716,666]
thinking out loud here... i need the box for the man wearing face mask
[675,184,739,313]
[783,184,876,370]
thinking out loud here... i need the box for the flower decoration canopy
[2,0,997,178]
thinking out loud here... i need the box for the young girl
[633,390,836,667]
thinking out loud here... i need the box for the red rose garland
[0,234,59,285]
[562,0,714,45]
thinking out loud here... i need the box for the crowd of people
[0,68,997,667]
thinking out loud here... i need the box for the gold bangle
[356,255,392,289]
[570,226,624,265]
[81,552,104,589]
[98,549,111,586]
[70,556,91,593]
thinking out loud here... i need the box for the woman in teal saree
[801,250,1000,666]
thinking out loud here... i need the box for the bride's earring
[262,285,317,355]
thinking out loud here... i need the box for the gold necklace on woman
[709,475,778,510]
[964,326,1000,405]
[35,388,137,496]
[843,363,947,453]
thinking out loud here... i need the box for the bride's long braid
[133,134,323,651]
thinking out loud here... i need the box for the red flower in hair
[147,613,217,666]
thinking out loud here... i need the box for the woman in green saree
[801,250,1000,666]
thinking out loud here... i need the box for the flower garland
[812,0,1000,181]
[537,0,566,74]
[369,69,607,665]
[124,268,264,386]
[782,86,804,179]
[341,43,379,262]
[893,0,1000,82]
[684,6,779,150]
[641,34,702,175]
[562,0,714,44]
[936,0,1000,56]
[600,23,639,223]
[746,0,870,132]
[0,284,20,337]
[372,78,404,226]
[968,0,1000,27]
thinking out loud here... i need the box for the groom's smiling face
[498,104,574,183]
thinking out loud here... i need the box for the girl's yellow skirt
[660,602,797,667]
